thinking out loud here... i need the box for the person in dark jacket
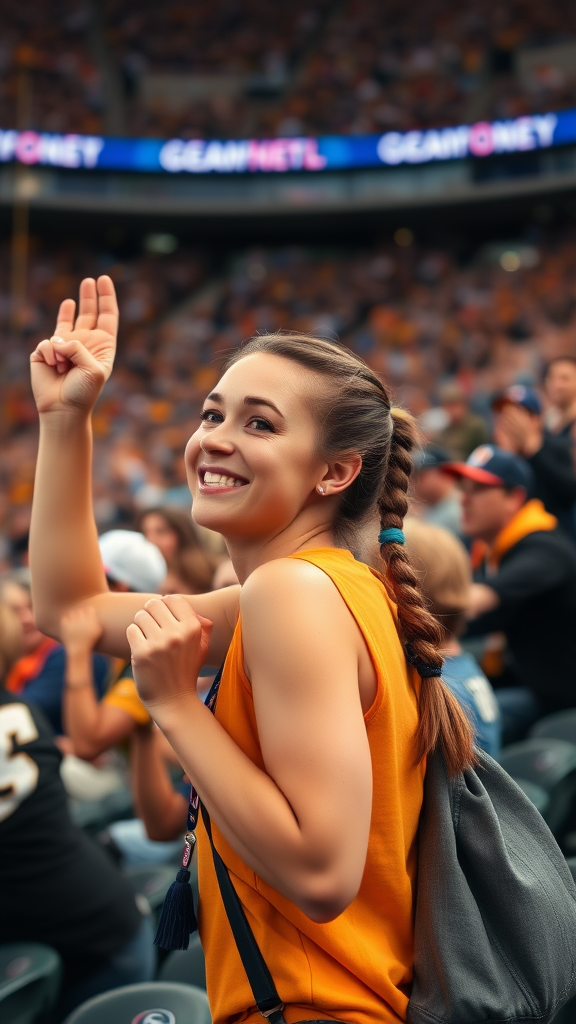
[445,445,576,742]
[491,384,576,539]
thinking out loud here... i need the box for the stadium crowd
[2,0,576,140]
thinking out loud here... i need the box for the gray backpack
[408,746,576,1024]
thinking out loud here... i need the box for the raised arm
[29,276,238,663]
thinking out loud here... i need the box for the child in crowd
[403,519,501,758]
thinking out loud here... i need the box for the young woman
[29,276,473,1024]
[138,506,217,594]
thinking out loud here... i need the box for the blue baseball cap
[444,445,534,491]
[491,384,542,415]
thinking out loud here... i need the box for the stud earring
[316,485,325,495]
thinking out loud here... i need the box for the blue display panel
[1,109,575,175]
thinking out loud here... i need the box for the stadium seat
[157,933,206,989]
[0,943,62,1024]
[510,777,551,817]
[498,739,576,834]
[63,981,211,1024]
[529,710,576,745]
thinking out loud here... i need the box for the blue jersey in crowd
[442,651,502,758]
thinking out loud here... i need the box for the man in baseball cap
[446,445,576,741]
[491,384,576,538]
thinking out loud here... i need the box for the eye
[200,409,223,424]
[247,417,274,432]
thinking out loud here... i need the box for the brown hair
[225,334,474,774]
[138,507,217,594]
[403,518,471,640]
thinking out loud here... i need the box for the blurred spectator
[436,381,490,460]
[447,446,576,742]
[212,556,239,589]
[545,356,576,448]
[0,599,154,1021]
[411,444,462,535]
[492,384,576,537]
[403,518,501,757]
[139,506,217,593]
[0,570,109,737]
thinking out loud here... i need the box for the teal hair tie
[378,528,405,545]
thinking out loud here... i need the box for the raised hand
[30,276,118,415]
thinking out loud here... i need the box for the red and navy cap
[491,384,542,415]
[444,445,534,490]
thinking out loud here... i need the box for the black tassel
[154,868,198,950]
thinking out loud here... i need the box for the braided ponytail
[226,334,475,775]
[378,410,475,774]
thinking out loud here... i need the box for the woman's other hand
[61,605,103,656]
[127,595,213,719]
[30,276,118,416]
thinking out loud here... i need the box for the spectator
[0,600,154,1021]
[411,444,462,535]
[0,570,109,737]
[435,382,490,461]
[492,384,576,538]
[545,356,576,448]
[139,506,217,594]
[403,518,501,758]
[446,445,576,742]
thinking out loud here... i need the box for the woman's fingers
[143,597,174,629]
[75,278,98,332]
[133,608,161,640]
[162,594,204,624]
[95,276,119,338]
[54,297,76,337]
[127,621,146,654]
[30,339,58,367]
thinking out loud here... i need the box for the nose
[199,425,235,456]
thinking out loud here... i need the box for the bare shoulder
[241,556,342,610]
[240,556,354,641]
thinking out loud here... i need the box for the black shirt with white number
[0,691,141,979]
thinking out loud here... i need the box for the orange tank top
[196,548,424,1024]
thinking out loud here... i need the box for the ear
[319,454,362,498]
[510,486,528,512]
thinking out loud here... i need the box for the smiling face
[185,352,329,545]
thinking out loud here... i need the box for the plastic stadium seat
[0,943,62,1024]
[158,933,206,989]
[499,739,576,834]
[529,709,576,745]
[511,777,551,817]
[63,981,211,1024]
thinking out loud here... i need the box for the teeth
[204,472,244,487]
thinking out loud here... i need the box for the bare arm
[128,561,373,923]
[130,727,188,841]
[29,276,237,663]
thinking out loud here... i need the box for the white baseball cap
[98,530,167,593]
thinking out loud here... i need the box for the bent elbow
[296,872,361,924]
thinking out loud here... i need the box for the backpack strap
[200,802,286,1024]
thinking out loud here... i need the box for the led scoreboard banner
[1,108,575,175]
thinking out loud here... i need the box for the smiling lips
[200,468,248,491]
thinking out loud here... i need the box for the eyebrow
[205,392,285,418]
